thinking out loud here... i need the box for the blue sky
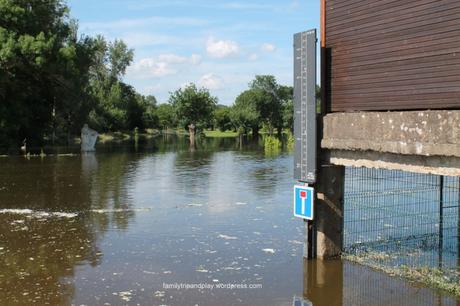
[68,0,319,105]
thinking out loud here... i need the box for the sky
[67,0,320,105]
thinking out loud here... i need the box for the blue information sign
[293,185,314,220]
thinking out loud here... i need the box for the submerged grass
[343,251,460,297]
[264,135,282,156]
[204,130,238,138]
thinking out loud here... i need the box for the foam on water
[89,208,151,213]
[0,209,78,218]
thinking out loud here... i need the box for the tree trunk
[277,125,283,138]
[188,123,196,150]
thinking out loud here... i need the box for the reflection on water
[303,259,460,306]
[0,135,458,305]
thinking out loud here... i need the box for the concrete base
[322,110,460,158]
[315,165,345,259]
[330,150,460,177]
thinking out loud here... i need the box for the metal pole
[439,175,444,269]
[457,177,460,270]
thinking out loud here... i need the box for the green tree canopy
[169,83,217,133]
[249,75,284,136]
[213,105,233,132]
[231,89,263,135]
[0,0,97,145]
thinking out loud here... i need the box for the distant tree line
[0,0,154,147]
[163,75,296,139]
[0,0,310,149]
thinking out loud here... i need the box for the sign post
[293,29,317,184]
[293,29,317,259]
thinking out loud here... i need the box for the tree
[249,75,283,136]
[156,103,175,131]
[141,95,158,129]
[169,83,217,141]
[231,90,262,136]
[87,36,135,132]
[108,39,133,81]
[213,105,233,132]
[0,0,97,146]
[278,85,294,133]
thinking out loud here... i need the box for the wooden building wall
[325,0,460,112]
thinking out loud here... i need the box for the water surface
[0,136,458,305]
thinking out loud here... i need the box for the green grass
[203,130,238,138]
[343,252,460,297]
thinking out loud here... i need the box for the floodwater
[0,136,458,306]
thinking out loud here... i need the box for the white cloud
[198,73,223,90]
[206,37,240,58]
[129,58,176,78]
[261,43,276,52]
[128,53,202,79]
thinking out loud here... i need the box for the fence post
[315,164,345,259]
[438,175,444,268]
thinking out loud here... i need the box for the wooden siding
[326,0,460,112]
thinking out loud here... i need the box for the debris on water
[187,203,203,207]
[154,291,165,298]
[196,267,209,273]
[163,271,172,274]
[0,209,78,219]
[114,291,132,302]
[217,234,237,240]
[90,208,151,213]
[262,248,275,254]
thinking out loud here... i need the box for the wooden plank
[332,31,460,59]
[333,63,460,82]
[332,35,460,64]
[331,54,460,78]
[327,7,460,41]
[334,74,460,88]
[327,0,451,29]
[326,0,460,111]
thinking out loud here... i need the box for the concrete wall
[321,110,460,176]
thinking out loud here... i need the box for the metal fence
[344,167,460,270]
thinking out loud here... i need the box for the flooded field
[0,136,458,305]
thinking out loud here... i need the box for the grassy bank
[98,129,160,143]
[203,130,238,138]
[344,252,460,297]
